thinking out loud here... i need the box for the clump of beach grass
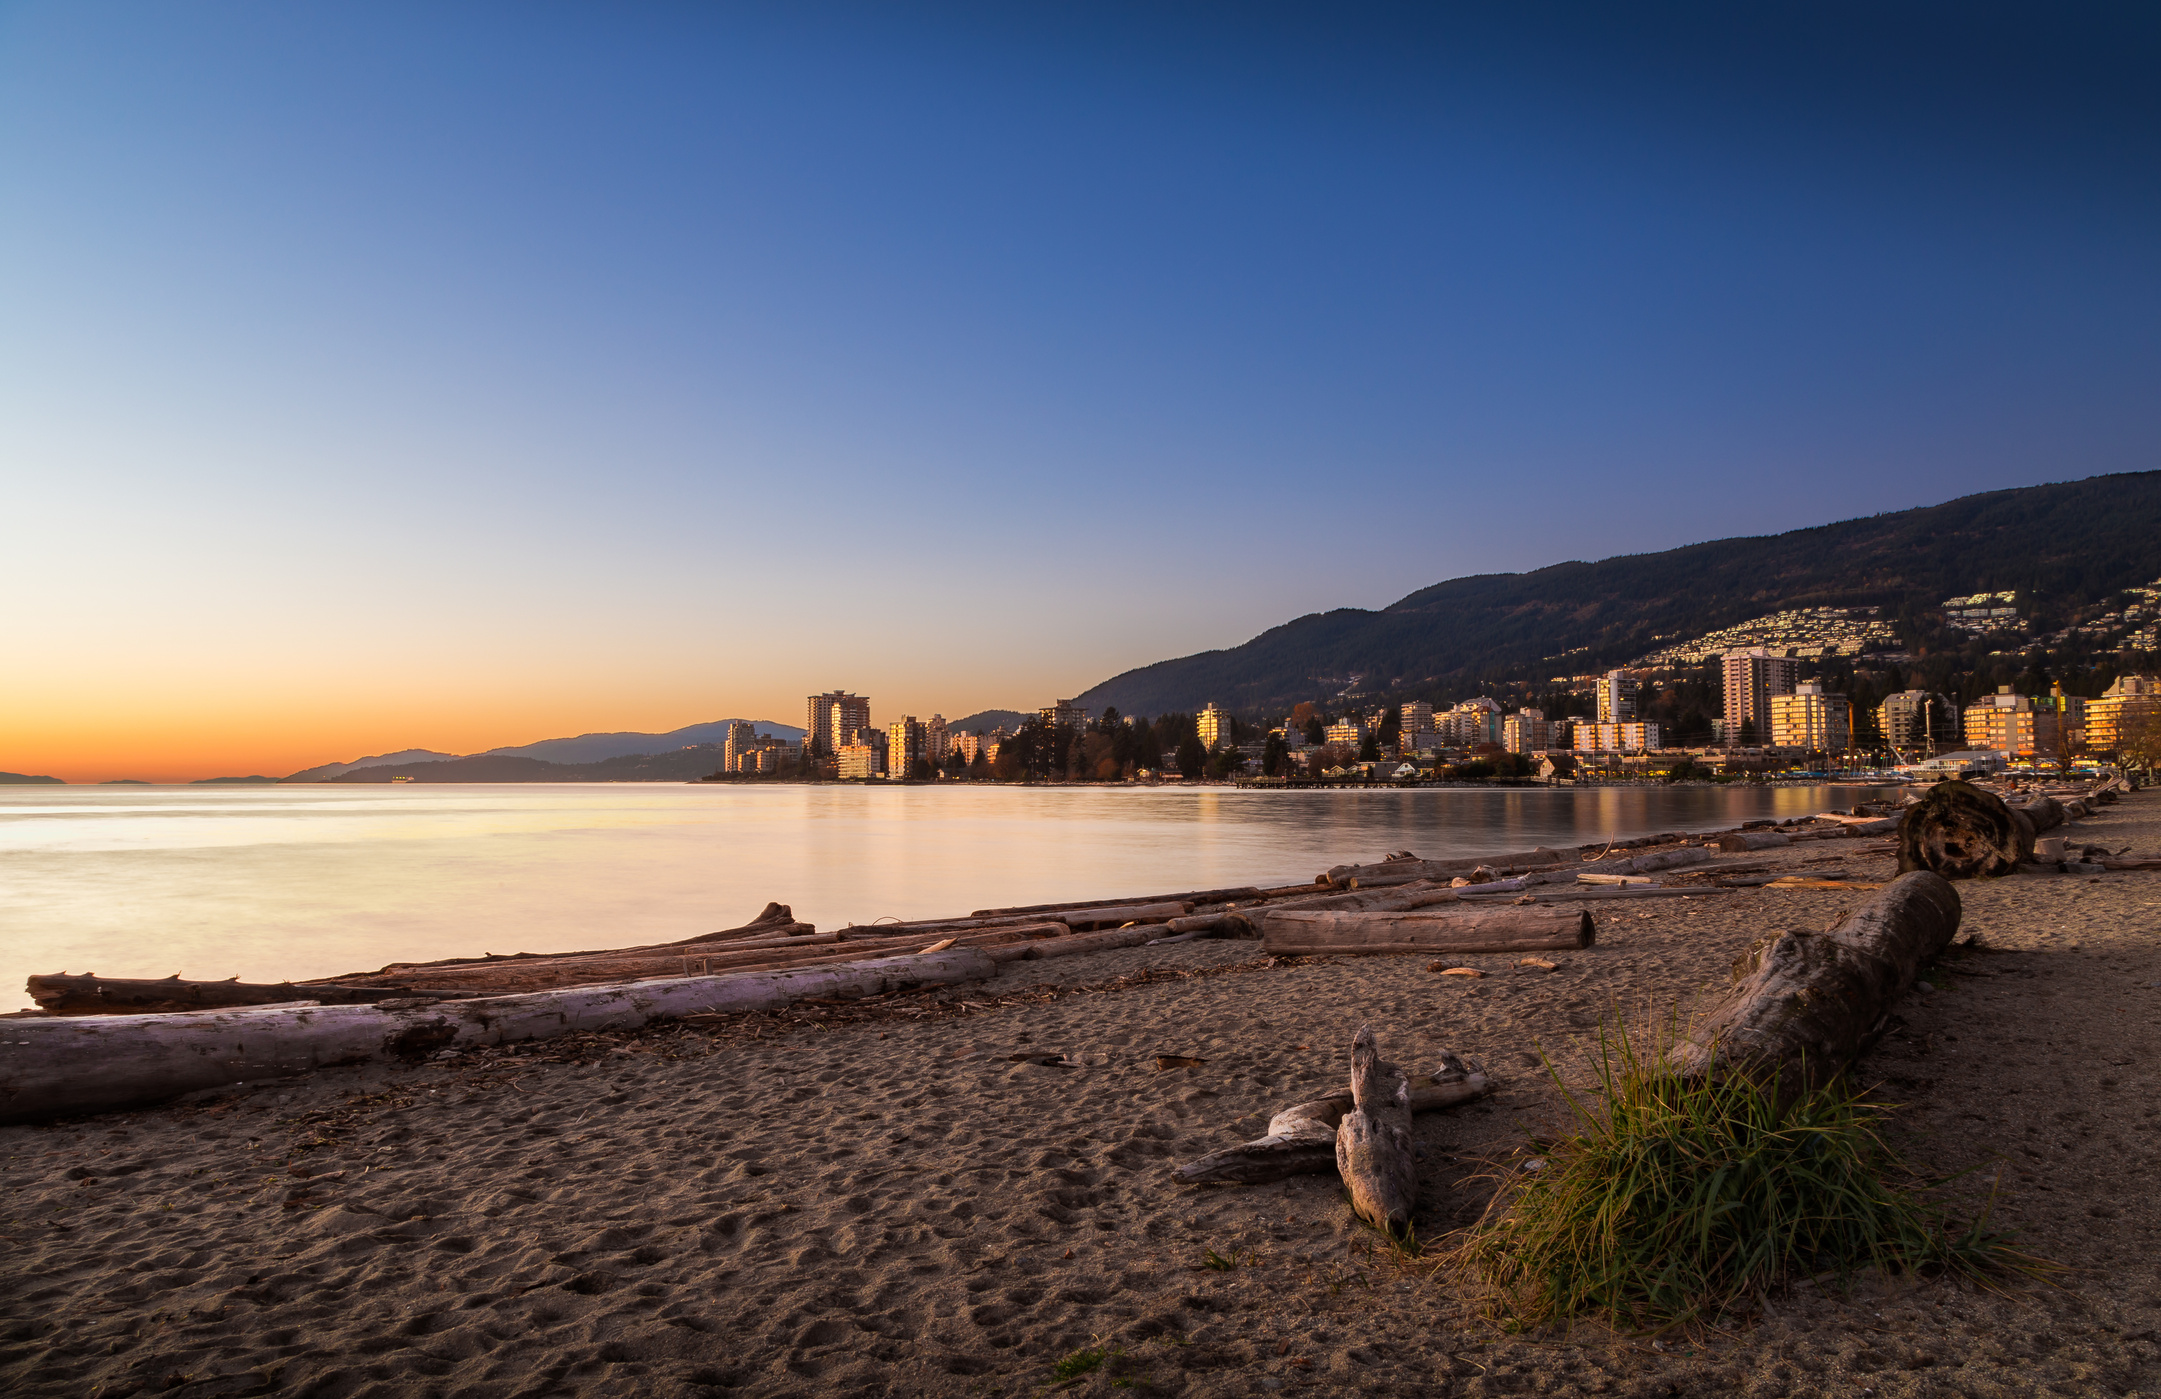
[1454,1012,2045,1332]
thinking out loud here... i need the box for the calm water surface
[0,782,1874,1011]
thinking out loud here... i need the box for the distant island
[0,771,65,785]
[191,775,279,785]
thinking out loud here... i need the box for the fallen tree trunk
[1716,832,1792,852]
[981,925,1163,962]
[1337,1027,1417,1233]
[2009,796,2066,835]
[1262,906,1594,955]
[26,975,463,1016]
[1056,902,1193,930]
[967,888,1264,918]
[0,950,997,1124]
[1175,1050,1495,1185]
[327,922,1066,994]
[1322,847,1572,886]
[1460,885,1736,903]
[1896,779,2032,878]
[1668,871,1961,1095]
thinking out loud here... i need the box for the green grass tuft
[1453,1012,2048,1332]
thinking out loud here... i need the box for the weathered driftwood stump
[1336,1027,1419,1234]
[1174,1049,1493,1185]
[1896,780,2032,878]
[1669,871,1961,1094]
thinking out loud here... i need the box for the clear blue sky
[4,2,2158,777]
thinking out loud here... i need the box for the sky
[4,2,2159,781]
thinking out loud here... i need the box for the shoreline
[4,795,2155,1396]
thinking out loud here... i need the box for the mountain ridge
[1075,471,2161,716]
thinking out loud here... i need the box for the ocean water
[0,781,1873,1011]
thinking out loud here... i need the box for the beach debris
[1337,1027,1417,1234]
[918,938,957,953]
[1154,1054,1208,1071]
[24,973,462,1016]
[1514,957,1559,973]
[1261,905,1594,956]
[1,948,1000,1125]
[1896,780,2032,879]
[1668,871,1962,1098]
[1432,965,1485,977]
[1175,1046,1493,1186]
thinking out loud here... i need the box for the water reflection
[0,782,1873,1010]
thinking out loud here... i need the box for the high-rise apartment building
[1502,708,1553,754]
[1197,703,1231,749]
[2088,675,2159,753]
[1594,670,1638,723]
[1041,699,1088,730]
[926,715,950,766]
[1325,717,1367,746]
[1769,682,1851,751]
[806,691,870,759]
[1877,691,1942,753]
[1722,649,1799,746]
[722,720,756,773]
[1399,701,1435,735]
[887,717,926,779]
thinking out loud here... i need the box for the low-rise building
[1325,717,1367,746]
[1573,721,1662,753]
[836,739,886,779]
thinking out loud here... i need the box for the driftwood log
[1717,832,1791,852]
[1262,906,1594,955]
[1176,1049,1494,1185]
[0,950,996,1124]
[2009,796,2066,835]
[25,975,462,1016]
[968,887,1268,918]
[1323,848,1571,886]
[1668,871,1961,1094]
[1896,780,2032,878]
[1336,1027,1418,1233]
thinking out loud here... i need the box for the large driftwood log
[1668,871,1961,1093]
[1716,832,1791,852]
[25,974,462,1016]
[968,888,1266,918]
[0,950,997,1124]
[1056,902,1193,929]
[1262,906,1594,955]
[1896,779,2032,878]
[2009,796,2066,835]
[1174,1052,1495,1184]
[1336,1028,1418,1233]
[1323,848,1570,886]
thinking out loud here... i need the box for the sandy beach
[4,797,2158,1398]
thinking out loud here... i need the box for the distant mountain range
[1075,472,2161,717]
[282,719,803,783]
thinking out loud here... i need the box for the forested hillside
[1078,472,2161,716]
